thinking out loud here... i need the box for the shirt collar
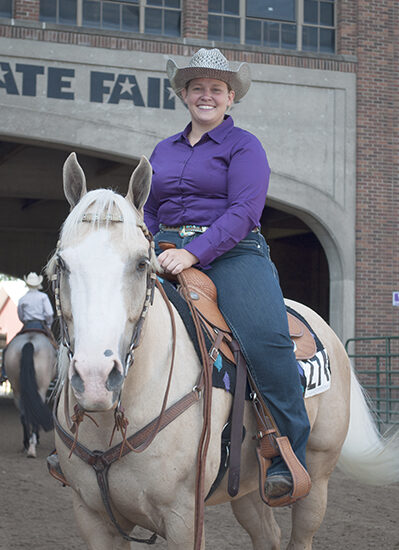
[173,115,234,144]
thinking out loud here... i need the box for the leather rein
[50,218,210,545]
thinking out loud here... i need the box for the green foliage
[0,274,18,281]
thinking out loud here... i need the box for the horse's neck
[121,286,201,430]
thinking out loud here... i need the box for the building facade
[0,0,397,344]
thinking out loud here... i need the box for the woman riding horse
[144,47,310,500]
[48,152,399,550]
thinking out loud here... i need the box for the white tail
[338,367,399,484]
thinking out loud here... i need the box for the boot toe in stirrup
[264,474,293,499]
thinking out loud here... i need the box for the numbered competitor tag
[300,349,331,398]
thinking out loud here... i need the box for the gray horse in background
[4,331,57,457]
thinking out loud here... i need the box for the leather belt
[159,224,261,238]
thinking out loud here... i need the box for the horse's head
[48,153,158,411]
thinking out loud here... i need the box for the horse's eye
[137,258,149,272]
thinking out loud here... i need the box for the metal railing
[345,336,399,431]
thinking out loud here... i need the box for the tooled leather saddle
[178,267,317,363]
[165,263,313,508]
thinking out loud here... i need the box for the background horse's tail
[338,367,399,484]
[20,342,53,432]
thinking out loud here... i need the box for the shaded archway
[0,139,138,279]
[261,206,330,323]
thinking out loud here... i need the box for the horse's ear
[63,152,87,208]
[126,156,152,214]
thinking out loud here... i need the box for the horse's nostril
[71,363,85,394]
[106,362,124,392]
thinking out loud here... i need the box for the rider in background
[17,272,54,331]
[144,48,310,500]
[0,272,54,384]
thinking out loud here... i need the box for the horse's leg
[231,490,281,550]
[27,432,38,458]
[287,465,330,549]
[20,413,30,451]
[72,492,131,550]
[162,513,203,550]
[33,421,40,445]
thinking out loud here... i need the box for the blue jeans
[155,229,310,476]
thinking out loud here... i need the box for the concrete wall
[0,38,356,341]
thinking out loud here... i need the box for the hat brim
[166,59,251,103]
[24,274,43,288]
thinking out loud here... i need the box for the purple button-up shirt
[144,115,270,267]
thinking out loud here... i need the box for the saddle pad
[159,278,331,399]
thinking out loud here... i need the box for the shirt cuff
[185,237,215,269]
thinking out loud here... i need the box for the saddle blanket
[211,346,331,399]
[160,278,331,399]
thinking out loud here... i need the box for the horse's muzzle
[69,354,124,410]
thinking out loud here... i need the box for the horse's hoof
[264,474,293,498]
[27,445,37,458]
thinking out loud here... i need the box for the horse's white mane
[60,188,140,247]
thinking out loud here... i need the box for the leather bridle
[50,215,219,549]
[49,216,211,545]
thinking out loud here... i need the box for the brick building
[0,0,397,344]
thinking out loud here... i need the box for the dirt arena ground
[1,395,399,550]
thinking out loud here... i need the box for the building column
[182,0,208,39]
[14,0,40,21]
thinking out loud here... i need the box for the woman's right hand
[158,248,199,275]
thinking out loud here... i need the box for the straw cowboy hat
[166,48,251,103]
[24,272,43,289]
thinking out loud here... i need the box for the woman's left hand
[158,248,199,275]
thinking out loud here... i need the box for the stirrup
[256,437,311,507]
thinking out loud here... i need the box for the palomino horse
[47,152,399,550]
[5,331,56,457]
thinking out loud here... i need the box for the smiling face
[181,77,235,133]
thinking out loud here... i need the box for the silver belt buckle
[179,226,195,237]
